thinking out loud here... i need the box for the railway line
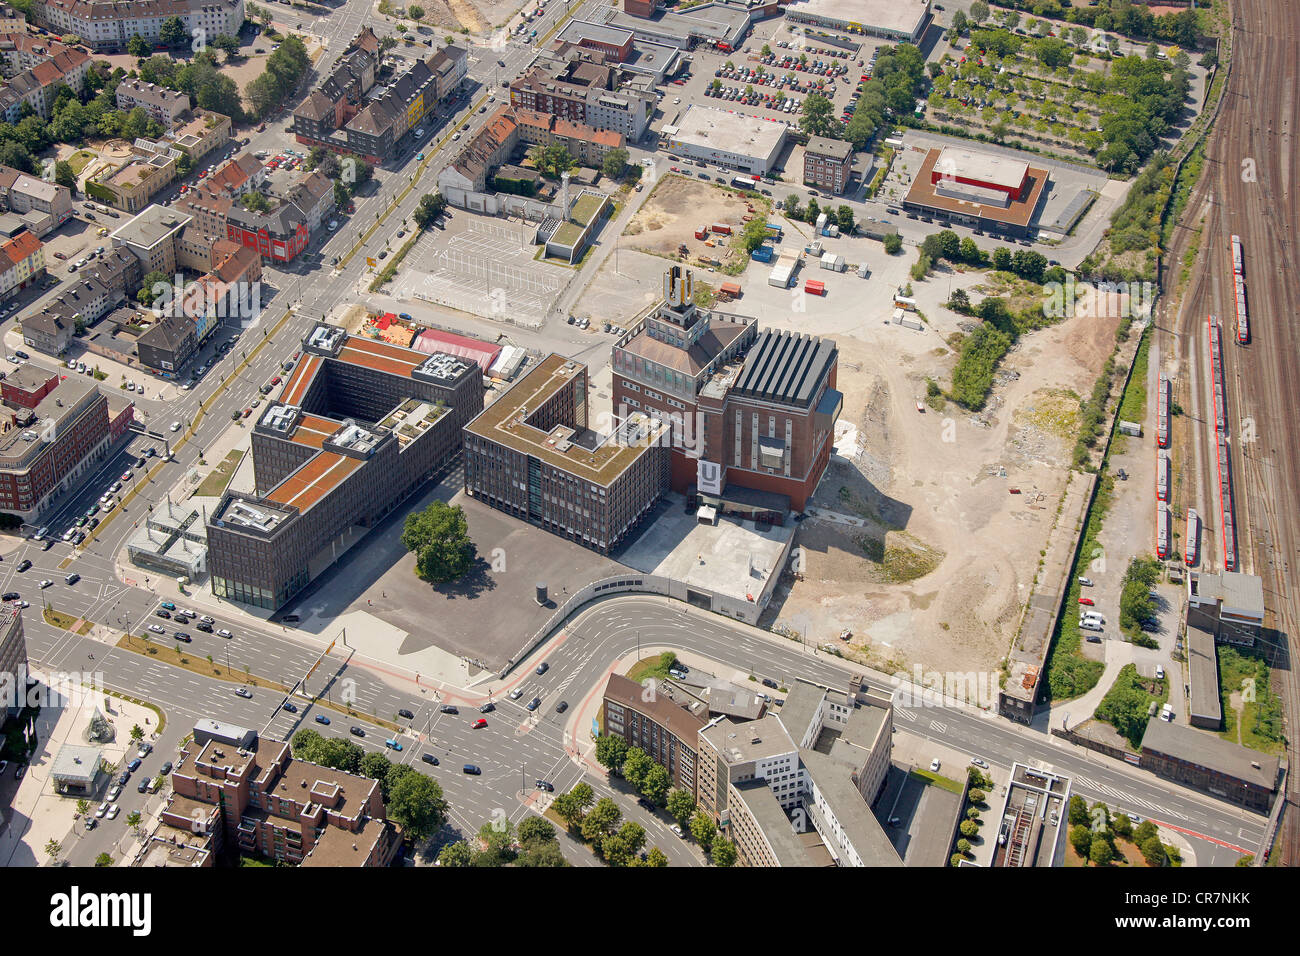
[1159,0,1300,864]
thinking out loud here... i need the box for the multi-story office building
[612,266,840,514]
[162,722,398,866]
[32,0,246,52]
[207,323,481,609]
[462,353,669,555]
[109,203,191,277]
[803,135,854,195]
[696,715,802,826]
[602,672,708,794]
[0,364,133,519]
[0,605,27,717]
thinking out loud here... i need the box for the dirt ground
[767,270,1122,680]
[622,174,758,273]
[408,0,522,33]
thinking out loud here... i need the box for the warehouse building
[206,323,481,609]
[665,106,788,175]
[784,0,932,44]
[1186,569,1264,647]
[903,145,1050,239]
[1139,719,1280,814]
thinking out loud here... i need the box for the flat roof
[936,145,1030,191]
[731,328,837,409]
[1187,623,1223,724]
[785,0,929,38]
[670,106,788,162]
[1140,719,1280,789]
[1189,570,1265,619]
[700,714,796,765]
[799,748,902,866]
[905,147,1048,229]
[464,353,668,486]
[604,673,709,742]
[110,204,191,250]
[733,779,813,865]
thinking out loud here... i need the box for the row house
[32,0,246,52]
[0,228,43,300]
[0,46,90,121]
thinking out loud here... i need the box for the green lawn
[1217,645,1285,755]
[1116,326,1151,425]
[67,150,97,175]
[194,449,244,498]
[569,193,605,226]
[909,768,964,795]
[625,651,678,686]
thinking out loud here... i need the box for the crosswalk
[1071,773,1188,821]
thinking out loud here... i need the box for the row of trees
[438,816,569,867]
[981,0,1202,48]
[781,194,855,235]
[291,729,449,842]
[548,782,668,866]
[795,44,928,152]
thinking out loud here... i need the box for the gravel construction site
[754,246,1121,684]
[623,174,760,271]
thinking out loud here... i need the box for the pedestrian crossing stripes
[930,719,948,734]
[897,708,917,722]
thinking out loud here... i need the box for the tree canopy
[401,500,476,583]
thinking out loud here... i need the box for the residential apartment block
[513,108,625,166]
[109,203,191,276]
[462,353,670,555]
[161,722,398,866]
[207,323,482,609]
[0,605,27,718]
[509,59,655,140]
[0,228,43,300]
[611,266,841,514]
[32,0,246,52]
[292,29,466,164]
[0,364,133,519]
[803,135,854,195]
[602,673,708,793]
[115,78,190,125]
[0,37,89,121]
[22,247,140,355]
[0,165,75,237]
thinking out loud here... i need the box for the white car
[95,802,109,818]
[148,624,166,634]
[328,220,338,231]
[508,688,524,700]
[38,580,52,589]
[414,128,425,138]
[217,628,233,638]
[929,758,941,772]
[169,421,181,432]
[106,804,120,819]
[108,785,122,800]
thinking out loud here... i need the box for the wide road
[1160,0,1300,864]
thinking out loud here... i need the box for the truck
[711,222,732,235]
[694,226,709,240]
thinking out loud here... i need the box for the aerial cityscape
[0,0,1289,898]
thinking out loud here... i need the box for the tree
[387,771,448,843]
[969,0,989,25]
[689,810,716,851]
[622,747,653,790]
[517,816,556,847]
[968,788,986,805]
[602,821,646,866]
[784,193,801,219]
[76,798,90,817]
[160,16,187,46]
[952,10,969,36]
[571,782,594,812]
[948,288,971,312]
[799,93,840,138]
[517,840,567,867]
[95,852,113,867]
[52,158,75,192]
[835,204,854,235]
[959,236,982,265]
[1134,820,1159,845]
[550,792,585,830]
[128,35,149,58]
[439,841,474,866]
[1068,794,1089,827]
[413,191,447,229]
[360,751,394,783]
[136,269,171,306]
[739,217,768,255]
[601,146,629,179]
[1139,837,1168,866]
[956,837,972,856]
[883,232,903,255]
[711,838,737,867]
[240,191,271,212]
[643,846,669,867]
[580,797,622,846]
[528,143,575,180]
[409,3,425,17]
[127,811,142,831]
[642,764,671,806]
[594,734,629,775]
[666,788,696,828]
[212,34,242,61]
[476,820,517,866]
[402,500,475,583]
[130,724,145,742]
[959,819,979,839]
[991,246,1013,272]
[44,839,61,862]
[805,197,820,225]
[1112,812,1133,840]
[1089,838,1115,865]
[1069,824,1093,856]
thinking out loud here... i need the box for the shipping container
[711,222,732,235]
[765,221,783,236]
[804,279,825,295]
[695,227,708,240]
[820,252,845,272]
[751,245,774,262]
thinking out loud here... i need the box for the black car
[282,701,298,713]
[1,592,17,601]
[536,780,554,792]
[196,622,213,633]
[526,697,541,712]
[349,726,365,737]
[555,700,568,714]
[160,761,172,775]
[15,560,30,572]
[761,677,778,689]
[421,753,439,766]
[118,771,131,786]
[173,632,191,642]
[397,708,415,720]
[155,609,171,619]
[439,705,458,715]
[137,779,149,793]
[535,662,549,675]
[462,764,482,775]
[479,702,494,714]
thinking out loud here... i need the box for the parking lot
[396,216,566,327]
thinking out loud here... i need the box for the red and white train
[1230,234,1248,344]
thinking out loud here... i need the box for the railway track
[1161,0,1300,864]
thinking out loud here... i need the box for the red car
[1078,597,1095,606]
[472,718,487,729]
